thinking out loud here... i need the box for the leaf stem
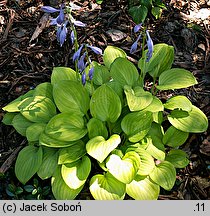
[140,28,147,83]
[107,121,112,136]
[67,11,80,81]
[85,113,90,121]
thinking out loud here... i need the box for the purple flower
[73,20,86,27]
[134,23,142,33]
[88,67,94,80]
[41,6,60,13]
[56,8,65,25]
[49,9,65,26]
[130,34,141,54]
[73,44,84,61]
[43,5,65,26]
[130,41,138,54]
[50,18,58,25]
[87,45,103,55]
[59,26,67,47]
[82,72,86,85]
[146,30,154,62]
[70,30,75,44]
[78,52,86,72]
[56,21,68,47]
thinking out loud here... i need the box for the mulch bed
[0,0,209,199]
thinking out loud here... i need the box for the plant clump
[2,42,208,200]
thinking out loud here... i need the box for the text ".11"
[194,203,205,212]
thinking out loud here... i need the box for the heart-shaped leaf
[12,113,33,136]
[147,123,164,148]
[58,140,86,164]
[26,122,46,142]
[126,147,155,176]
[163,126,189,147]
[61,156,91,189]
[89,172,126,200]
[53,80,90,116]
[86,134,121,163]
[164,95,192,112]
[2,90,34,112]
[92,61,110,85]
[106,81,124,103]
[45,113,87,142]
[37,147,58,180]
[140,0,152,7]
[34,82,53,101]
[39,132,80,148]
[106,151,140,184]
[18,96,56,123]
[149,161,176,190]
[15,146,43,184]
[124,86,153,111]
[126,175,160,200]
[110,57,139,88]
[52,166,83,200]
[121,111,153,142]
[87,118,108,139]
[156,68,198,90]
[168,105,208,133]
[2,100,22,113]
[139,43,174,78]
[51,67,77,85]
[166,149,189,168]
[129,5,148,24]
[90,84,122,123]
[103,46,126,69]
[2,112,17,125]
[145,137,165,160]
[143,96,164,112]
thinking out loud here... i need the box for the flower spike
[146,30,154,62]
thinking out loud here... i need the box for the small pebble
[190,154,198,159]
[198,43,206,51]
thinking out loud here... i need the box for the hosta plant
[129,0,166,23]
[2,44,208,200]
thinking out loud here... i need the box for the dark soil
[0,0,209,200]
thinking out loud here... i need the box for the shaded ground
[0,0,209,199]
